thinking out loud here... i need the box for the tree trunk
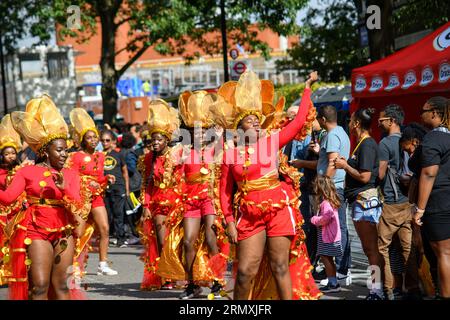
[367,0,394,61]
[99,3,118,125]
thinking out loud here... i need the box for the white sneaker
[97,263,118,276]
[337,271,352,286]
[320,271,352,286]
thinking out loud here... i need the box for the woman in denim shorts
[334,108,383,300]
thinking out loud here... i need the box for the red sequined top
[0,165,81,230]
[142,147,184,216]
[183,146,216,202]
[67,151,107,195]
[0,168,9,190]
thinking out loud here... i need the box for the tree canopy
[277,0,367,82]
[1,0,309,123]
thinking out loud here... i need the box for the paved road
[1,244,372,300]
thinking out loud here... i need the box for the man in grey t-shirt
[317,126,350,190]
[316,105,351,283]
[377,104,420,299]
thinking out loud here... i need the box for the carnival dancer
[0,115,28,285]
[176,91,229,299]
[0,94,87,299]
[138,99,184,290]
[212,70,321,300]
[67,108,118,276]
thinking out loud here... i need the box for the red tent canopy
[350,22,450,141]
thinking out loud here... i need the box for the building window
[19,53,43,80]
[4,56,14,83]
[47,52,69,79]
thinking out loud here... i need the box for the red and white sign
[233,62,246,74]
[384,74,400,91]
[433,26,450,52]
[229,48,239,60]
[230,60,248,80]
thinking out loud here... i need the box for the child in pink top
[311,175,343,293]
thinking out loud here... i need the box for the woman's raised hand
[305,71,319,89]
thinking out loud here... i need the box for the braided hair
[427,96,450,129]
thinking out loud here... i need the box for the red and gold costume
[0,115,27,285]
[0,95,88,299]
[137,99,184,290]
[68,108,108,212]
[66,151,107,210]
[66,151,106,274]
[178,91,230,284]
[211,71,321,300]
[66,108,107,277]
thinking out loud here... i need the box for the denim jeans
[335,188,351,275]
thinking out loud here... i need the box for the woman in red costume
[67,108,118,276]
[0,94,86,300]
[212,70,321,300]
[138,99,184,290]
[176,90,229,299]
[0,115,28,285]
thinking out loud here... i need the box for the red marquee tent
[350,21,450,141]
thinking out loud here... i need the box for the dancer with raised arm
[212,70,321,300]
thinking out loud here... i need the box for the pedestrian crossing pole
[0,32,8,115]
[220,0,229,82]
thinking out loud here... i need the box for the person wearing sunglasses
[101,130,130,250]
[377,104,421,300]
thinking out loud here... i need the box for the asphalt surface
[0,244,372,300]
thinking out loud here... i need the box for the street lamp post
[0,33,8,115]
[220,0,229,82]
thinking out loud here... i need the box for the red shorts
[27,223,71,243]
[236,190,297,241]
[184,198,216,218]
[92,195,105,209]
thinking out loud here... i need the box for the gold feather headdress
[147,99,180,139]
[178,90,216,128]
[69,108,99,143]
[11,94,68,155]
[209,70,285,130]
[0,114,22,152]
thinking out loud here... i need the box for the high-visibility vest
[142,81,151,92]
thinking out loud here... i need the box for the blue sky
[297,0,326,25]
